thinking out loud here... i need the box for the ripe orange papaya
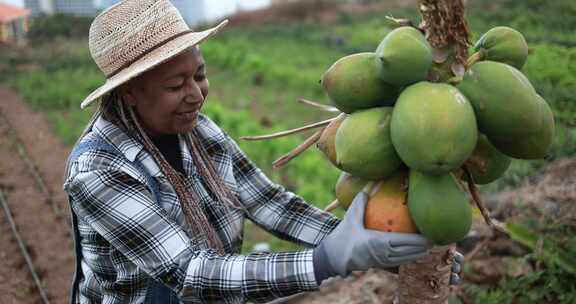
[364,169,418,233]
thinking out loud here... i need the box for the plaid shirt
[64,114,340,304]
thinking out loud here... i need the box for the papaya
[463,134,511,184]
[474,26,529,69]
[490,94,555,159]
[364,169,418,233]
[408,170,472,245]
[317,114,346,169]
[321,52,399,113]
[457,61,552,159]
[376,26,433,86]
[336,107,403,180]
[335,172,369,210]
[391,82,477,174]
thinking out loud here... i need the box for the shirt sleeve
[223,131,341,247]
[65,155,318,303]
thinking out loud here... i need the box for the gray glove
[314,191,432,280]
[450,251,464,285]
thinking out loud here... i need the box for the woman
[64,0,460,303]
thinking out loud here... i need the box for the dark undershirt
[151,134,218,201]
[151,134,185,175]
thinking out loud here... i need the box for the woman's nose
[184,79,204,103]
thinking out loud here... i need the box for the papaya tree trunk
[396,246,456,304]
[395,1,471,303]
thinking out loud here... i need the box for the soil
[0,85,74,304]
[0,204,41,304]
[290,270,400,304]
[486,158,576,220]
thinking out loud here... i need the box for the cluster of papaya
[318,26,555,245]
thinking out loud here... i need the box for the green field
[1,0,575,302]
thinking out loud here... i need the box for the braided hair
[76,91,245,254]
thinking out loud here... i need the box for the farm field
[0,0,574,302]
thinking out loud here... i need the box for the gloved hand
[313,191,432,281]
[450,251,464,285]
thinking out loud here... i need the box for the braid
[185,132,245,211]
[126,105,226,252]
[80,91,247,254]
[88,91,246,254]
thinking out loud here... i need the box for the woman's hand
[450,251,464,285]
[314,191,432,279]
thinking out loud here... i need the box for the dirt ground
[0,85,74,304]
[0,203,41,304]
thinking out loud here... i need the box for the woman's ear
[119,83,137,107]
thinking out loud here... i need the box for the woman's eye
[167,84,184,91]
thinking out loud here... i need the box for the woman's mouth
[175,110,198,121]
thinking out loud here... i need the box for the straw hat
[81,0,228,109]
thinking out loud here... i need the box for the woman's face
[122,47,209,137]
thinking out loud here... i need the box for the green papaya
[464,134,511,184]
[457,61,552,159]
[489,94,555,159]
[335,172,369,210]
[474,26,529,69]
[317,114,346,169]
[336,107,403,180]
[391,82,478,174]
[376,26,433,86]
[408,170,472,245]
[321,53,398,113]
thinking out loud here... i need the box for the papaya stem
[397,245,454,303]
[447,76,463,85]
[419,0,471,66]
[466,51,483,68]
[368,181,384,197]
[298,98,341,113]
[385,15,415,28]
[464,238,490,262]
[491,218,513,236]
[240,118,335,141]
[462,165,495,228]
[272,128,324,169]
[362,181,378,196]
[324,199,340,212]
[450,172,468,193]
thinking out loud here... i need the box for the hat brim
[80,19,229,109]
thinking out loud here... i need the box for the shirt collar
[179,134,197,176]
[92,116,145,162]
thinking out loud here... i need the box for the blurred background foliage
[1,0,575,302]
